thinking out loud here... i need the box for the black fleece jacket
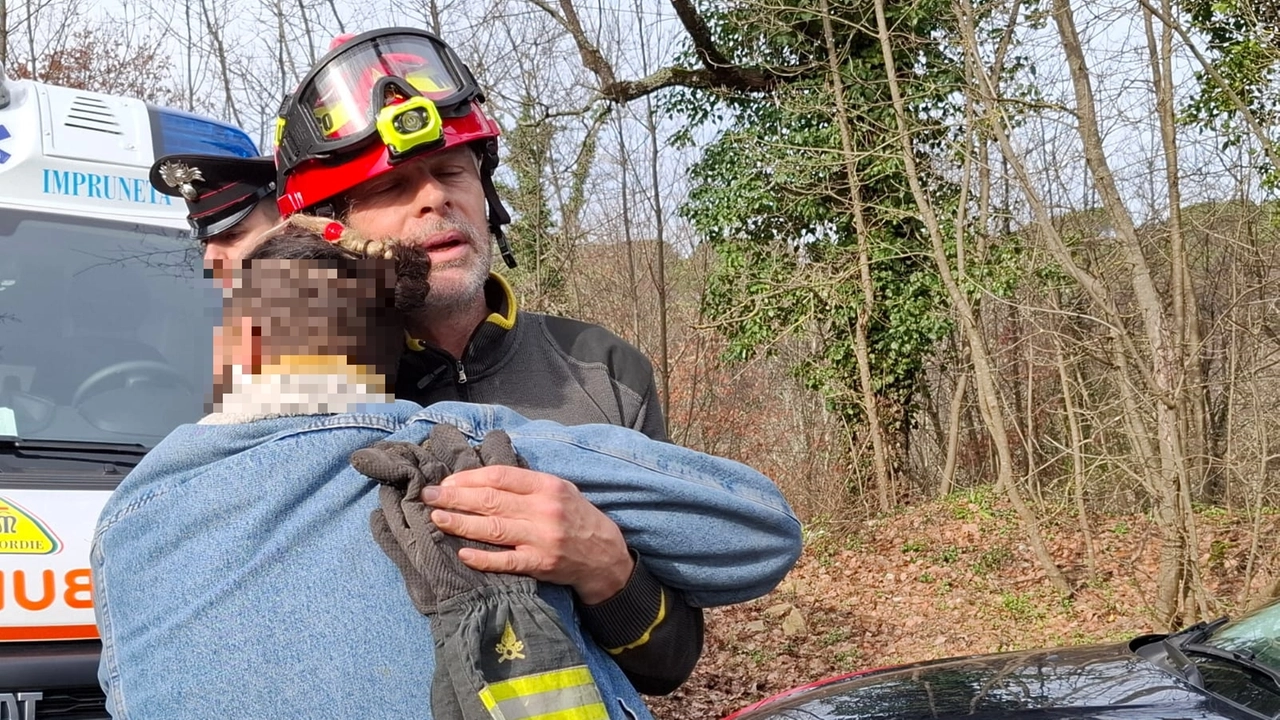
[394,274,703,695]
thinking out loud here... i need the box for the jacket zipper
[455,361,468,384]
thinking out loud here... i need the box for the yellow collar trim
[404,272,518,350]
[485,272,518,331]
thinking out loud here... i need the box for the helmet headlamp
[378,95,444,157]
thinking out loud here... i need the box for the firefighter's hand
[420,465,634,605]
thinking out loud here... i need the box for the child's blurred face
[208,258,403,400]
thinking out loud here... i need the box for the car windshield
[0,208,217,448]
[1205,600,1280,671]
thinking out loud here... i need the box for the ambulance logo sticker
[0,497,61,554]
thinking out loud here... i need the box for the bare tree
[872,0,1071,595]
[1,0,8,70]
[634,0,672,431]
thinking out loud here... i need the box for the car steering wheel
[72,360,196,407]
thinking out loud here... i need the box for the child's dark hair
[225,215,430,382]
[241,216,430,315]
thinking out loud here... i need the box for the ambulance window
[0,208,217,446]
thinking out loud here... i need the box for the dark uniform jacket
[395,274,701,696]
[398,275,666,441]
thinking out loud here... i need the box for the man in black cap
[148,153,280,263]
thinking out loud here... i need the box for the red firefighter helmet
[273,28,514,265]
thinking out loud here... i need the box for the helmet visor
[299,33,466,143]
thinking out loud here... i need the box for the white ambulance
[0,69,258,719]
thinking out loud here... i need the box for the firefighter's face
[342,146,492,313]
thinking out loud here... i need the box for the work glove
[350,424,610,720]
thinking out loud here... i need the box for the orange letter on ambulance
[64,569,93,609]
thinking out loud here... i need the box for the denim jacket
[91,401,801,720]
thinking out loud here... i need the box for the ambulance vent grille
[64,95,123,135]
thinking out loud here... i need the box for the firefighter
[271,28,698,697]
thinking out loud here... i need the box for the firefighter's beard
[394,215,493,316]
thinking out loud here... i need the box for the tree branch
[526,0,782,104]
[599,64,778,103]
[1136,0,1280,173]
[669,0,730,69]
[551,0,618,88]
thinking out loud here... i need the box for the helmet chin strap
[478,140,517,269]
[486,183,516,270]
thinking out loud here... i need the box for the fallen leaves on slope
[644,496,1278,719]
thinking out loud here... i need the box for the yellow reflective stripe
[477,666,609,720]
[606,588,666,655]
[484,667,596,703]
[405,69,446,93]
[476,696,608,720]
[314,99,353,138]
[509,704,609,720]
[479,689,498,713]
[478,691,606,717]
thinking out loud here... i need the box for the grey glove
[350,424,609,720]
[354,440,441,615]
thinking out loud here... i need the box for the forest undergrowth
[649,490,1276,719]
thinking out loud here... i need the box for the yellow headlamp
[375,96,444,157]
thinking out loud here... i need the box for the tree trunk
[820,0,895,512]
[1024,324,1040,504]
[941,369,968,498]
[642,88,670,432]
[1241,386,1267,605]
[877,0,1071,595]
[1054,313,1097,576]
[419,0,442,35]
[296,0,316,65]
[1,0,8,70]
[324,0,346,33]
[615,111,641,342]
[1054,0,1190,626]
[198,0,241,127]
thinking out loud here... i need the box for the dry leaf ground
[644,489,1276,720]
